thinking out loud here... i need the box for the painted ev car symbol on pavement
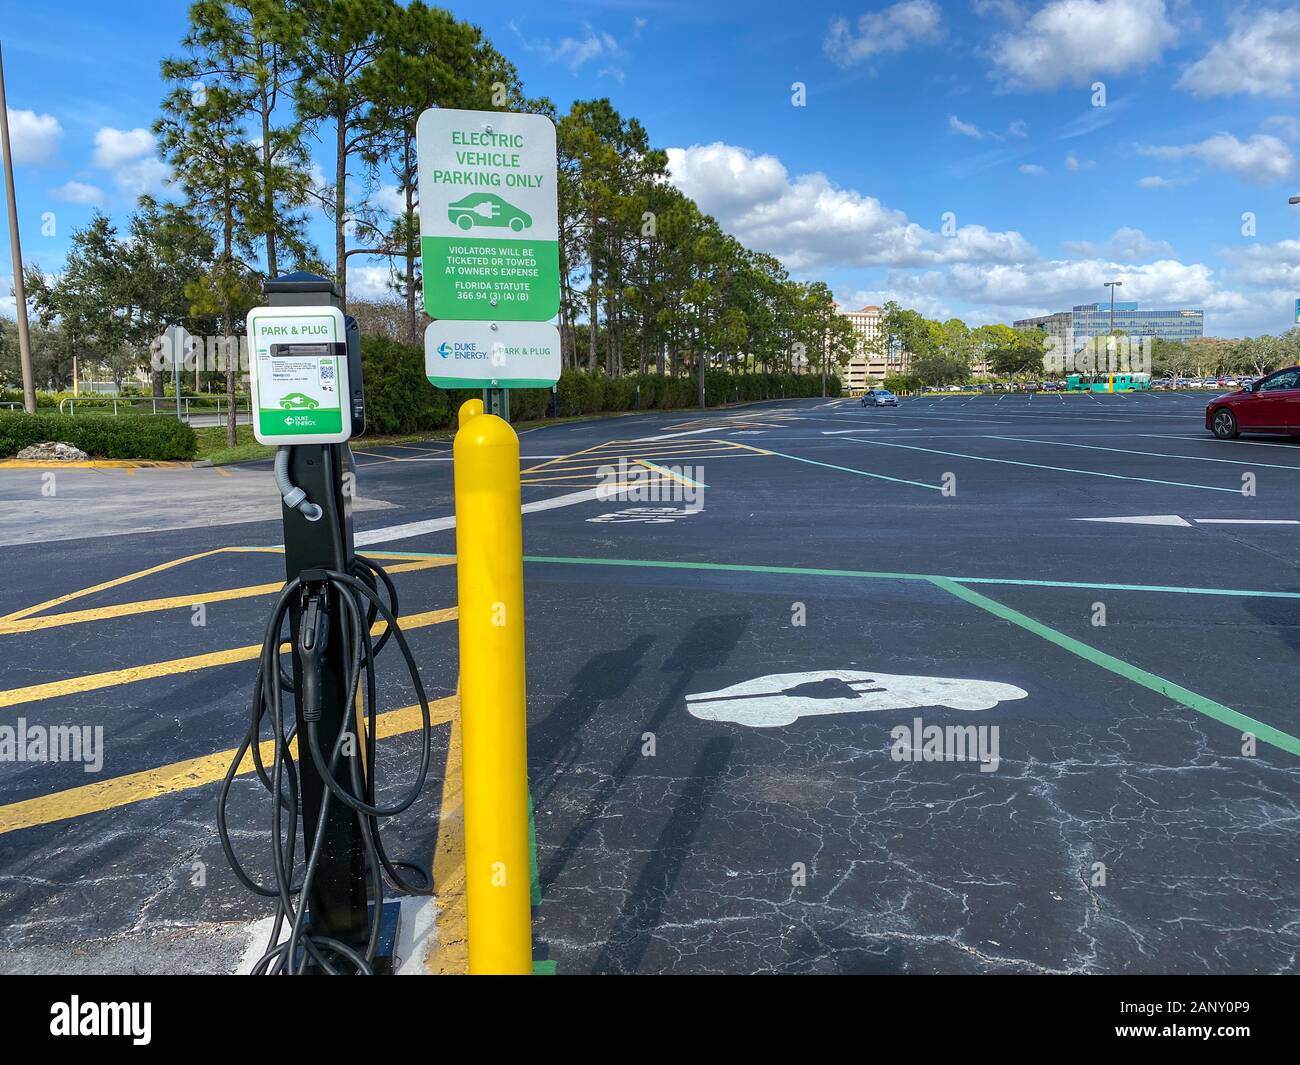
[685,669,1028,728]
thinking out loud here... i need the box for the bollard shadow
[538,613,747,893]
[530,633,657,808]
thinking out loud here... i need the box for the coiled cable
[217,553,434,974]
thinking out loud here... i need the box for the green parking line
[928,576,1300,759]
[364,549,1300,601]
[948,575,1300,600]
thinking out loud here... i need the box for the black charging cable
[217,553,435,974]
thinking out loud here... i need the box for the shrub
[359,335,842,429]
[0,413,198,460]
[359,335,453,434]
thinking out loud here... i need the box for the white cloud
[1264,115,1300,142]
[972,0,1027,19]
[947,116,1027,142]
[1177,10,1300,98]
[1222,239,1300,293]
[1019,163,1047,175]
[825,0,943,66]
[112,156,171,199]
[988,0,1177,91]
[91,127,154,169]
[840,286,953,320]
[517,22,625,76]
[1064,152,1094,171]
[49,181,106,207]
[1,109,61,165]
[1137,175,1182,190]
[1138,132,1295,185]
[348,265,399,300]
[882,257,1251,323]
[375,184,415,218]
[665,141,1035,271]
[87,126,169,199]
[1061,226,1174,260]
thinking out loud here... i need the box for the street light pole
[1103,280,1122,375]
[0,41,36,414]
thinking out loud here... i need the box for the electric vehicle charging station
[223,108,562,976]
[223,272,436,975]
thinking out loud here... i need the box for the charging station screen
[248,307,351,444]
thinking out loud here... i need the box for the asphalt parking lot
[1,390,1298,973]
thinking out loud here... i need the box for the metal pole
[0,42,36,413]
[482,387,509,421]
[1104,280,1122,378]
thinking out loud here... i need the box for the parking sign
[417,109,559,322]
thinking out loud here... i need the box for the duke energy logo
[437,341,489,361]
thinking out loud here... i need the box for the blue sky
[2,0,1299,335]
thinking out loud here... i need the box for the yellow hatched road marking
[0,558,450,636]
[0,606,457,710]
[634,459,707,489]
[0,695,458,836]
[0,548,249,623]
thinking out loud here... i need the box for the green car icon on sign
[279,393,320,410]
[447,193,533,233]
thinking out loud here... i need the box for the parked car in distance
[862,388,900,407]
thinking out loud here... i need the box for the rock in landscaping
[15,441,90,462]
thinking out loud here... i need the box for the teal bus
[1066,372,1151,393]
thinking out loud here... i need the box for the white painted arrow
[1074,515,1300,527]
[1075,514,1191,526]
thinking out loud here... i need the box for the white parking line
[354,486,610,546]
[989,436,1300,471]
[846,438,1243,494]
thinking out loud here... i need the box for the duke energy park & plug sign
[417,108,559,322]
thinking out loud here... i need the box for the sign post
[417,109,560,972]
[417,108,562,416]
[163,324,191,423]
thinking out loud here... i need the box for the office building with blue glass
[1071,302,1203,351]
[1017,302,1204,352]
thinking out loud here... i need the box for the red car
[1206,367,1300,439]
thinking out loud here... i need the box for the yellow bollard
[458,397,484,428]
[453,407,533,974]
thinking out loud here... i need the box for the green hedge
[358,335,840,433]
[0,413,198,460]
